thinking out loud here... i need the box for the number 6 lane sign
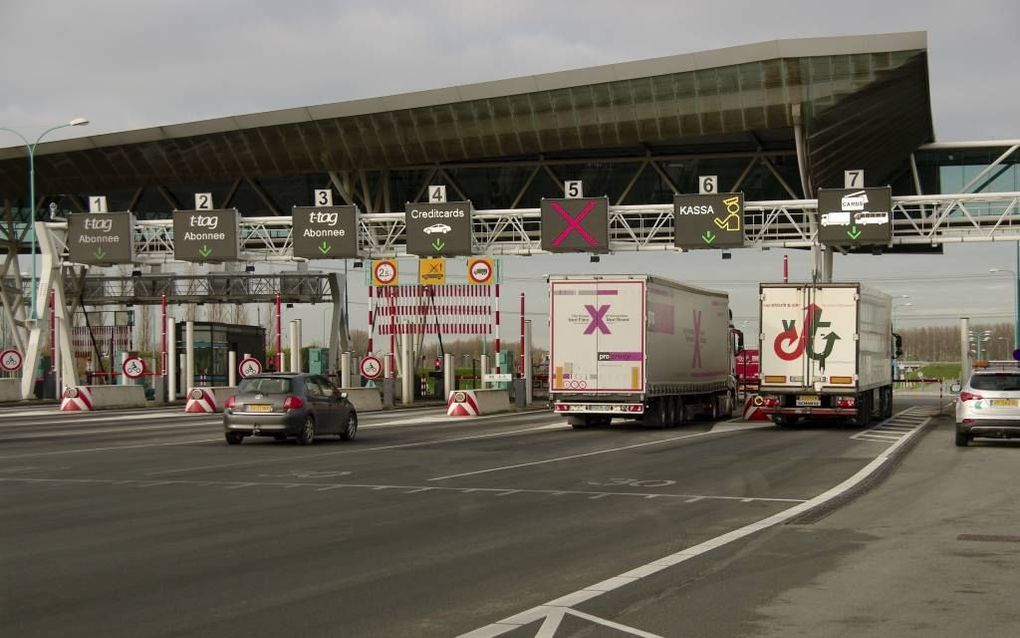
[1,349,23,372]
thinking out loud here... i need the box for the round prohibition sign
[122,356,146,379]
[374,260,397,285]
[0,349,23,372]
[238,357,263,378]
[468,259,492,284]
[360,355,382,380]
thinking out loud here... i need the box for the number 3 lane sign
[1,349,23,372]
[239,357,263,378]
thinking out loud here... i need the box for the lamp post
[0,118,90,320]
[988,268,1018,351]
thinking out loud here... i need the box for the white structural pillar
[120,352,128,385]
[289,319,301,373]
[400,333,412,405]
[960,317,971,383]
[167,317,177,401]
[228,351,236,387]
[443,353,454,396]
[524,320,534,405]
[340,352,352,388]
[480,354,489,389]
[185,320,195,392]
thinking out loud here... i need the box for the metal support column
[960,317,971,383]
[400,332,412,405]
[185,320,195,392]
[340,352,351,388]
[167,317,177,402]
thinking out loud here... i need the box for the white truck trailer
[548,275,741,428]
[757,282,894,426]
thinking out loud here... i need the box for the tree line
[899,323,1014,362]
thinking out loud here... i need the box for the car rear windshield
[237,378,292,394]
[970,374,1020,391]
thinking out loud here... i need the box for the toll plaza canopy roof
[0,31,932,202]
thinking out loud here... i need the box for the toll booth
[174,322,266,386]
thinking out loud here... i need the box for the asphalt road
[0,396,983,637]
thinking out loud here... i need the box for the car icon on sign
[424,223,452,235]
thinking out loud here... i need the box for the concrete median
[185,386,236,413]
[340,388,383,413]
[60,385,147,411]
[0,379,20,403]
[447,389,511,416]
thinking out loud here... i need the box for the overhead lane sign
[67,212,136,265]
[674,193,745,250]
[173,209,240,262]
[540,196,610,253]
[817,186,892,247]
[292,205,360,259]
[404,201,473,257]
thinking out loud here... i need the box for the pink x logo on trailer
[550,201,600,247]
[583,304,611,335]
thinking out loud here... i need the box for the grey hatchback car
[223,373,357,445]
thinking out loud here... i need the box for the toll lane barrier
[60,385,146,411]
[743,395,770,421]
[447,389,510,417]
[0,379,20,402]
[185,386,236,413]
[339,388,382,413]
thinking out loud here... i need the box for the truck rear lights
[554,403,572,412]
[283,395,305,410]
[961,418,975,424]
[761,396,780,408]
[835,396,856,408]
[627,404,644,413]
[959,391,984,402]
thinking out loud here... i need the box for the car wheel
[955,431,970,447]
[340,411,358,441]
[225,432,244,445]
[297,417,315,446]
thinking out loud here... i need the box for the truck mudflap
[553,402,645,415]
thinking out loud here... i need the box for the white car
[952,369,1020,446]
[423,223,452,235]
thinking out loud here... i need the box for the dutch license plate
[247,404,273,413]
[991,399,1019,408]
[796,395,821,407]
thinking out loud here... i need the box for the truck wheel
[569,416,593,429]
[955,431,970,447]
[773,416,793,428]
[883,386,894,419]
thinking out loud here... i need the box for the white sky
[2,0,1019,348]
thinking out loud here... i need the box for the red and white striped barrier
[743,395,769,421]
[185,388,218,413]
[60,386,94,412]
[447,390,481,417]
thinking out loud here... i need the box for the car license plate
[247,404,273,413]
[991,399,1019,407]
[796,395,821,407]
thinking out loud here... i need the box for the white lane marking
[0,438,223,460]
[147,422,567,477]
[534,608,662,638]
[0,476,807,504]
[0,408,189,421]
[0,421,220,440]
[458,416,933,638]
[429,427,760,482]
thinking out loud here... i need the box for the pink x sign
[550,201,600,247]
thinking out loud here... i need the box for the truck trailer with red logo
[548,275,742,428]
[757,282,894,426]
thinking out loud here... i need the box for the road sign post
[1,349,23,372]
[238,357,263,379]
[404,200,473,257]
[360,355,382,380]
[817,186,892,248]
[122,356,145,380]
[172,209,241,262]
[418,257,447,285]
[466,257,495,285]
[292,204,360,259]
[67,212,136,265]
[371,259,399,287]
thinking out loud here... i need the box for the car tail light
[961,418,975,424]
[835,396,856,408]
[283,395,305,410]
[959,391,984,402]
[224,396,236,409]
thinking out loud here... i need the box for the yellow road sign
[371,259,399,286]
[466,257,495,285]
[418,257,446,285]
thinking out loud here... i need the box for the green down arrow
[93,248,106,260]
[432,238,445,252]
[847,226,862,240]
[701,230,716,245]
[318,241,332,255]
[199,244,213,258]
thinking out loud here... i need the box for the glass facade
[174,322,266,386]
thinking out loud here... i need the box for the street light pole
[989,267,1018,351]
[0,118,89,321]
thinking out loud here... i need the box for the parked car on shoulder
[223,373,357,445]
[952,368,1020,446]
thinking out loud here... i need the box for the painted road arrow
[318,241,332,255]
[432,238,445,252]
[93,248,106,260]
[199,245,213,258]
[847,226,862,240]
[701,230,716,245]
